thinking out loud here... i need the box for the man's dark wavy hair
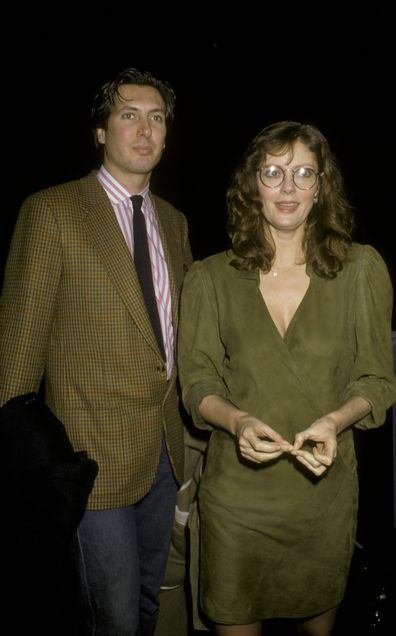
[91,67,176,150]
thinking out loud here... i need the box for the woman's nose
[281,170,296,192]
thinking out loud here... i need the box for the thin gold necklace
[270,263,304,277]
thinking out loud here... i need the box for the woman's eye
[264,166,280,178]
[296,167,313,178]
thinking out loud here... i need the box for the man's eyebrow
[118,104,165,114]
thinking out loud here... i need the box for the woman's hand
[235,414,293,464]
[289,416,338,476]
[198,394,370,474]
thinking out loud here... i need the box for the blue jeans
[71,439,177,636]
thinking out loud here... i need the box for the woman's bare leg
[296,606,338,636]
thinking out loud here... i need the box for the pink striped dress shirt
[97,166,174,378]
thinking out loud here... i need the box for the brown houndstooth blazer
[0,171,193,509]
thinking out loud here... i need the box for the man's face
[96,84,167,186]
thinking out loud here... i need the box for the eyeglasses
[258,165,321,190]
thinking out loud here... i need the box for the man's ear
[96,128,106,145]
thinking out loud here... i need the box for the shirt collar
[97,166,149,204]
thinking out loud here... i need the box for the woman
[177,121,396,636]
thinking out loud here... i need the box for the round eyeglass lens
[260,166,318,190]
[293,167,317,189]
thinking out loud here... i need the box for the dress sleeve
[177,260,227,430]
[345,245,396,429]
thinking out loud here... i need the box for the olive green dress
[177,244,396,624]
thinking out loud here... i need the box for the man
[0,67,193,635]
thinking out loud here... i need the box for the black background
[2,5,395,284]
[2,1,395,605]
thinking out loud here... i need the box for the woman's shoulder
[189,250,236,273]
[346,243,392,286]
[349,242,382,261]
[348,242,388,270]
[184,250,244,292]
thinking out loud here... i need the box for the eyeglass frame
[257,165,323,191]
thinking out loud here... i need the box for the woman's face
[257,140,320,234]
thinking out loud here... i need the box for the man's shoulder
[26,171,99,204]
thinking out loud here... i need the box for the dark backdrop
[2,5,394,284]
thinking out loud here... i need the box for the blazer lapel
[80,173,161,356]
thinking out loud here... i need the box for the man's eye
[151,114,164,123]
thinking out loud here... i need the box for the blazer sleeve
[0,194,62,405]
